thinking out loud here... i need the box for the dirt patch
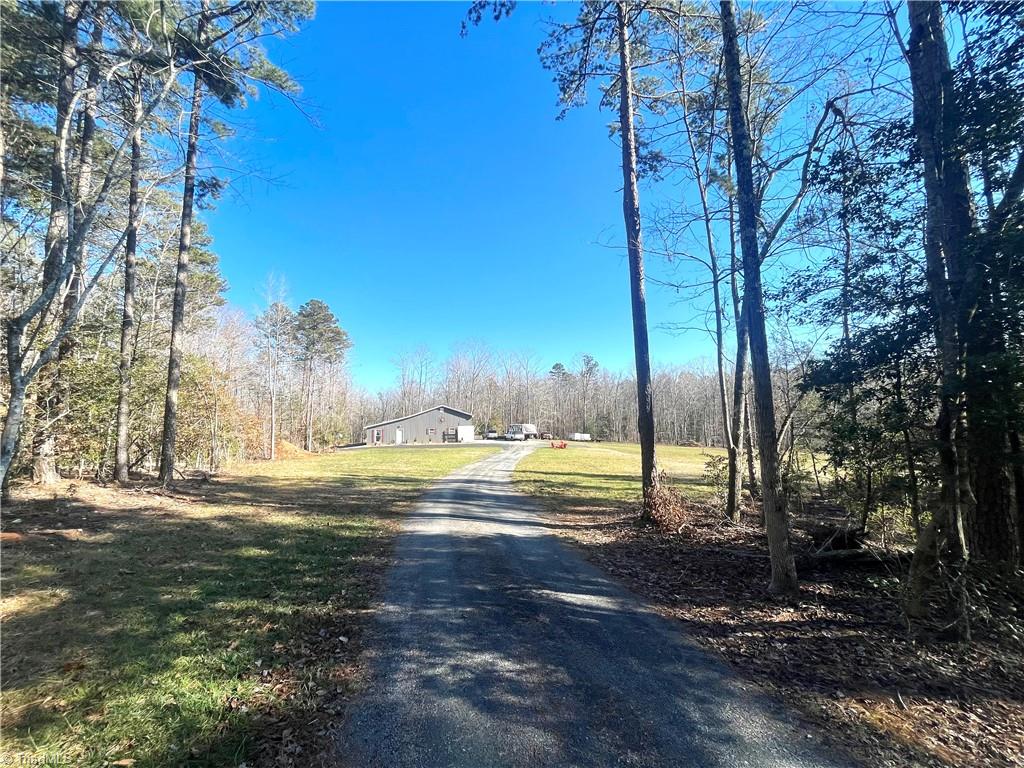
[546,502,1024,768]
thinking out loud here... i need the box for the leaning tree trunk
[115,77,143,485]
[712,263,732,470]
[674,27,735,511]
[159,65,204,485]
[616,0,660,516]
[683,79,733,518]
[719,0,797,593]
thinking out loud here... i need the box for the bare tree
[719,0,797,593]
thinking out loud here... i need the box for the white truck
[505,423,539,441]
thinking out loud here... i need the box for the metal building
[364,405,474,446]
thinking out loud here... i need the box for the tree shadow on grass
[0,472,413,767]
[516,470,718,513]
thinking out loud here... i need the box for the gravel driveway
[340,444,852,767]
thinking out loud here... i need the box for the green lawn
[0,446,497,767]
[515,441,724,511]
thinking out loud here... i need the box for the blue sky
[205,1,715,391]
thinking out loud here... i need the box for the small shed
[364,405,473,446]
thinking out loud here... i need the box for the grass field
[514,441,724,512]
[0,446,498,767]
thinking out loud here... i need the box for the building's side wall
[365,407,473,445]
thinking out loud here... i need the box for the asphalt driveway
[340,444,851,767]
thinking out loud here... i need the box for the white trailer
[506,423,539,441]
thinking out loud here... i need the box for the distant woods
[356,346,763,448]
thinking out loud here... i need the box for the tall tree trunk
[744,394,758,494]
[681,67,732,515]
[47,15,103,480]
[904,1,971,638]
[726,187,748,519]
[60,15,104,357]
[115,76,143,485]
[616,1,660,516]
[305,360,314,451]
[965,274,1019,565]
[159,55,205,485]
[958,12,1021,565]
[31,0,81,485]
[720,0,797,593]
[39,0,80,292]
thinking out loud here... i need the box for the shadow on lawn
[7,459,1018,768]
[0,471,410,767]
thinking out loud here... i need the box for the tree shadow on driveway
[340,467,852,768]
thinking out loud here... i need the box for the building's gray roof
[364,405,473,430]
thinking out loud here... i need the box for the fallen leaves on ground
[550,501,1024,768]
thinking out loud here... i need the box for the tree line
[2,0,314,492]
[353,344,791,453]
